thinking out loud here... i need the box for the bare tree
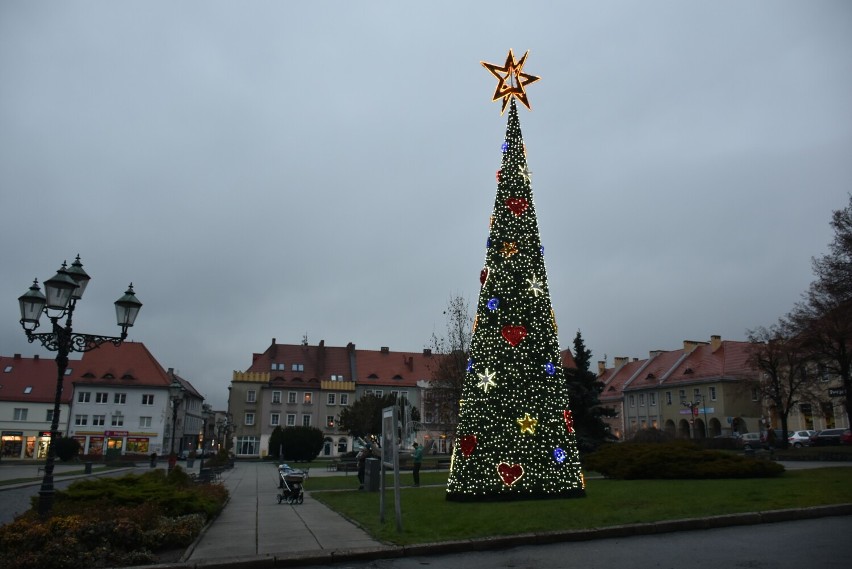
[424,295,472,437]
[747,322,818,448]
[790,195,852,427]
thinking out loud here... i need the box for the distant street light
[18,256,141,516]
[168,377,186,470]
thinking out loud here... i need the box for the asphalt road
[296,515,852,569]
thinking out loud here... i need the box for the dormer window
[24,386,33,394]
[4,366,12,373]
[684,368,694,375]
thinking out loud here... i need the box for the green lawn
[310,468,852,545]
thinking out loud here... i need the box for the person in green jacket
[412,442,423,487]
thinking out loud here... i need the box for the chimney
[711,335,722,351]
[34,354,39,361]
[597,361,606,376]
[167,367,174,374]
[271,338,277,358]
[683,340,707,353]
[381,347,389,354]
[404,356,414,371]
[423,348,432,356]
[14,354,21,359]
[649,350,664,359]
[614,356,629,369]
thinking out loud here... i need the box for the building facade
[229,339,443,459]
[0,353,70,459]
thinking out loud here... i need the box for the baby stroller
[277,464,305,505]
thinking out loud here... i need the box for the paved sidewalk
[185,462,390,564]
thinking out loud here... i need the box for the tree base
[445,488,586,502]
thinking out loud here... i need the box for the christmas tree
[446,50,585,501]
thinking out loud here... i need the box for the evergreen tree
[447,51,585,501]
[566,330,618,454]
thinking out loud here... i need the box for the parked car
[842,430,852,445]
[809,428,848,446]
[788,430,817,448]
[738,432,763,450]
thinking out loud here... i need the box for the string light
[447,57,584,501]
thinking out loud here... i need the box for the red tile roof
[68,342,172,388]
[663,341,755,385]
[354,349,434,388]
[0,353,75,404]
[244,340,442,388]
[601,358,649,402]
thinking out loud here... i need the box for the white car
[788,430,816,448]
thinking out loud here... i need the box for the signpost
[379,405,402,532]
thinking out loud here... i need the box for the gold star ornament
[517,412,538,434]
[481,49,541,114]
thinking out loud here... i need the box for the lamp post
[18,256,141,517]
[168,377,185,470]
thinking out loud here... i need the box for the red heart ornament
[479,267,488,286]
[459,435,477,457]
[505,197,529,217]
[497,462,524,486]
[501,325,527,347]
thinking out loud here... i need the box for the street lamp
[17,256,141,517]
[168,377,186,470]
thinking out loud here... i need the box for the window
[292,363,304,372]
[818,364,830,382]
[286,414,296,427]
[694,388,701,398]
[244,413,255,426]
[270,413,280,426]
[639,394,645,407]
[751,388,760,401]
[391,390,409,402]
[649,393,657,406]
[709,386,717,401]
[340,393,349,406]
[13,408,27,421]
[666,392,672,405]
[78,392,91,403]
[272,391,282,404]
[24,386,33,394]
[3,365,11,372]
[327,415,335,427]
[271,363,285,371]
[628,395,635,408]
[679,389,686,401]
[303,392,312,405]
[111,414,124,427]
[92,415,105,426]
[247,390,257,403]
[142,394,154,405]
[302,415,312,427]
[327,393,336,405]
[75,415,88,426]
[235,436,259,456]
[366,389,384,397]
[330,374,344,381]
[114,393,126,404]
[139,416,152,428]
[95,392,109,404]
[337,438,348,453]
[287,391,297,404]
[46,409,54,422]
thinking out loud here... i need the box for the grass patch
[311,467,852,545]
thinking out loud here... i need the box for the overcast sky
[2,2,850,410]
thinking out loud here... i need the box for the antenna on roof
[302,333,308,346]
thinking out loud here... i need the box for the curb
[155,503,852,569]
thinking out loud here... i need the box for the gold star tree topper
[481,49,541,114]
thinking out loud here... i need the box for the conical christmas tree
[446,50,585,502]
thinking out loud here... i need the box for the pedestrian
[356,444,369,490]
[412,442,423,487]
[149,452,157,468]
